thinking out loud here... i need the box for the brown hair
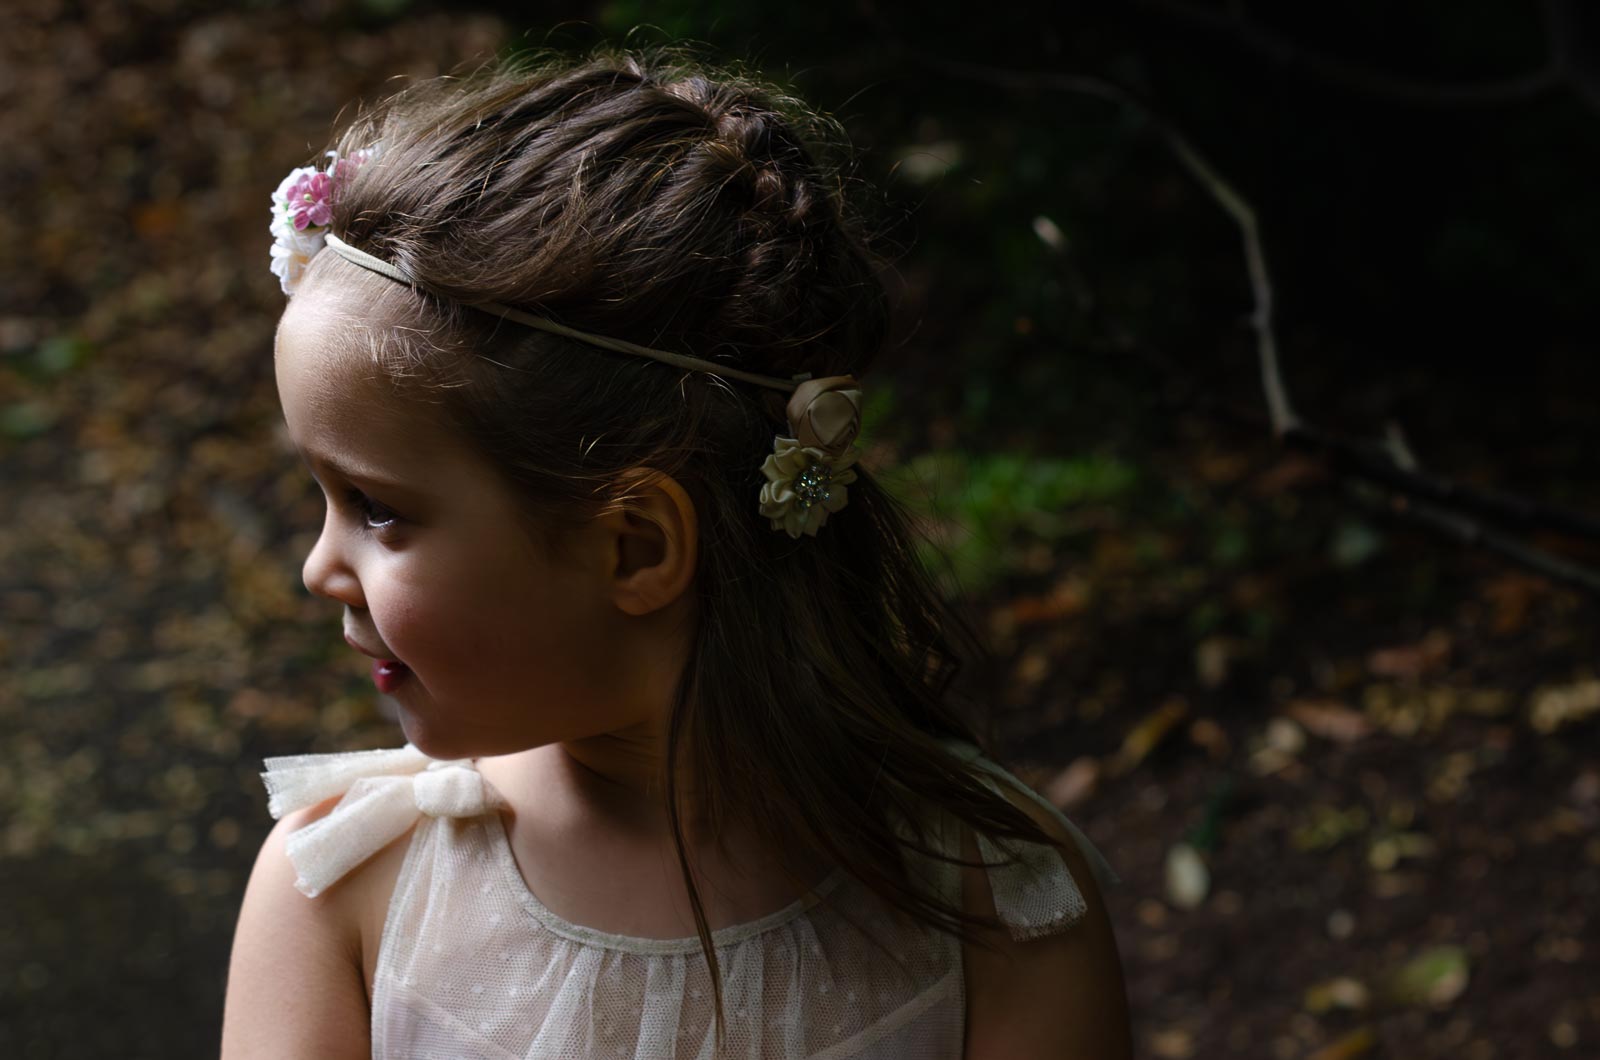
[297,43,1069,1045]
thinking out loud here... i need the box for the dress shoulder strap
[260,744,504,898]
[939,737,1122,941]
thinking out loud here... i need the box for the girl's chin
[397,715,551,763]
[397,712,493,762]
[395,711,452,759]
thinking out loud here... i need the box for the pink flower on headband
[284,170,334,230]
[269,145,381,296]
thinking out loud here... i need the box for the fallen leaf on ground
[1529,677,1600,734]
[1165,841,1209,909]
[1250,718,1306,774]
[1368,831,1438,871]
[1380,944,1470,1007]
[1186,717,1231,760]
[1292,804,1371,851]
[1366,629,1452,681]
[1007,576,1089,626]
[1306,1027,1377,1060]
[1303,976,1370,1013]
[1264,716,1306,754]
[1194,636,1237,689]
[1146,1027,1194,1059]
[1285,699,1372,743]
[1042,756,1100,810]
[1249,746,1297,776]
[1107,698,1189,777]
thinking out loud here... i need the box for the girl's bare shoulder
[958,783,1133,1059]
[279,793,416,989]
[220,797,416,1059]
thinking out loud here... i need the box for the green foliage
[6,333,93,383]
[880,446,1138,595]
[34,335,93,377]
[1330,518,1385,568]
[0,402,59,440]
[1210,523,1250,567]
[858,384,897,441]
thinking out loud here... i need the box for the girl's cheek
[374,584,436,657]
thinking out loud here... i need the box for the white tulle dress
[261,740,1120,1059]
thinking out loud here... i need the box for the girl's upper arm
[220,797,371,1060]
[960,786,1133,1060]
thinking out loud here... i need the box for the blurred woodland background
[4,0,1600,1056]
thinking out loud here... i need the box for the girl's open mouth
[372,660,411,694]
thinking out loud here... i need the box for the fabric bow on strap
[261,744,502,898]
[939,738,1123,941]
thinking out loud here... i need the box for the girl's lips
[372,659,411,694]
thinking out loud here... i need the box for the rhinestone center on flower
[793,461,835,509]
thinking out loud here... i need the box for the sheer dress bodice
[261,743,1120,1059]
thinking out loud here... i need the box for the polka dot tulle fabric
[262,743,1119,1058]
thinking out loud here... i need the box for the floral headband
[268,146,380,296]
[269,149,864,539]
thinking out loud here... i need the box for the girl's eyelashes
[344,488,401,534]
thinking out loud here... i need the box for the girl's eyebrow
[300,449,411,491]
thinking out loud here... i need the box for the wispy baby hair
[291,42,1067,1043]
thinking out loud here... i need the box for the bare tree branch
[903,47,1600,595]
[1366,490,1600,596]
[1281,423,1600,541]
[907,54,1300,436]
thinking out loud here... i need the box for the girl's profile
[221,44,1132,1058]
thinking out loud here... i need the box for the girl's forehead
[277,302,386,413]
[274,295,464,476]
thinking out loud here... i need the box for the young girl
[222,46,1131,1059]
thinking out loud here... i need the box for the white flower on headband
[268,145,381,295]
[758,438,861,538]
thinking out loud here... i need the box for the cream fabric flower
[758,436,861,538]
[269,228,325,295]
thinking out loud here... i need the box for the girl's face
[272,291,654,761]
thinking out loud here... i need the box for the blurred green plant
[33,335,93,377]
[1330,517,1385,568]
[5,333,93,383]
[0,403,59,440]
[880,443,1138,596]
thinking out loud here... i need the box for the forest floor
[969,416,1600,1059]
[2,3,1598,1059]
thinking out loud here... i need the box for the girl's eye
[345,489,400,533]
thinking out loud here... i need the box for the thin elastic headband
[323,233,811,394]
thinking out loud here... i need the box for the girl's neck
[479,735,836,940]
[480,728,715,841]
[560,730,687,822]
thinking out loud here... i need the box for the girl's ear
[597,468,699,617]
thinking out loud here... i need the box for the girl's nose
[301,520,365,608]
